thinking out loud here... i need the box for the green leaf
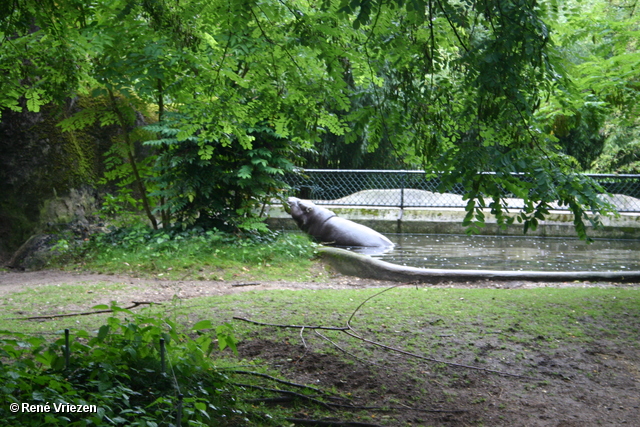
[192,320,214,331]
[237,165,253,179]
[97,325,110,341]
[216,323,238,356]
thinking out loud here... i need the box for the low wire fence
[284,169,640,212]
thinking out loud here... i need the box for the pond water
[369,234,640,272]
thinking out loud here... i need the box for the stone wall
[0,99,116,263]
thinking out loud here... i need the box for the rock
[40,187,98,226]
[8,234,61,270]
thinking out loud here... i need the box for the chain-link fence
[284,170,640,212]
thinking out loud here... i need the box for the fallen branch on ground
[231,282,261,287]
[232,316,349,331]
[234,383,335,411]
[314,330,377,366]
[231,370,331,395]
[234,371,466,414]
[233,284,540,380]
[10,301,156,320]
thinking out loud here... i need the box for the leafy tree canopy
[2,0,637,238]
[552,0,640,174]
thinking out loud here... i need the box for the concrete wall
[264,204,640,239]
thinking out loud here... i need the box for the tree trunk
[107,88,158,230]
[157,79,170,229]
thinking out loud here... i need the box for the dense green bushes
[0,306,247,426]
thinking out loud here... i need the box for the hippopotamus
[287,197,394,250]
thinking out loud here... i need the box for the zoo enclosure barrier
[283,169,640,213]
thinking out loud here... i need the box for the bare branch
[233,284,540,381]
[347,285,403,329]
[233,316,349,331]
[10,302,156,320]
[233,383,335,411]
[315,330,377,366]
[231,370,329,394]
[342,329,539,380]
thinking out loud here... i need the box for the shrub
[0,305,246,426]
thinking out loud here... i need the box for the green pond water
[370,234,640,272]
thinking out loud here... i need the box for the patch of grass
[156,286,640,373]
[5,285,638,358]
[53,225,322,281]
[1,282,141,334]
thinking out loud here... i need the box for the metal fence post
[64,329,70,370]
[160,338,166,373]
[176,393,183,427]
[400,171,405,210]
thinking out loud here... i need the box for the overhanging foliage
[2,0,638,238]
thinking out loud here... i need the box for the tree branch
[233,316,349,331]
[233,285,541,381]
[233,383,335,411]
[10,301,156,320]
[232,370,330,394]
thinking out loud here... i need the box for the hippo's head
[287,197,335,233]
[287,197,315,231]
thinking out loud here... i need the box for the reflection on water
[371,234,640,272]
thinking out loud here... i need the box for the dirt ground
[1,268,639,426]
